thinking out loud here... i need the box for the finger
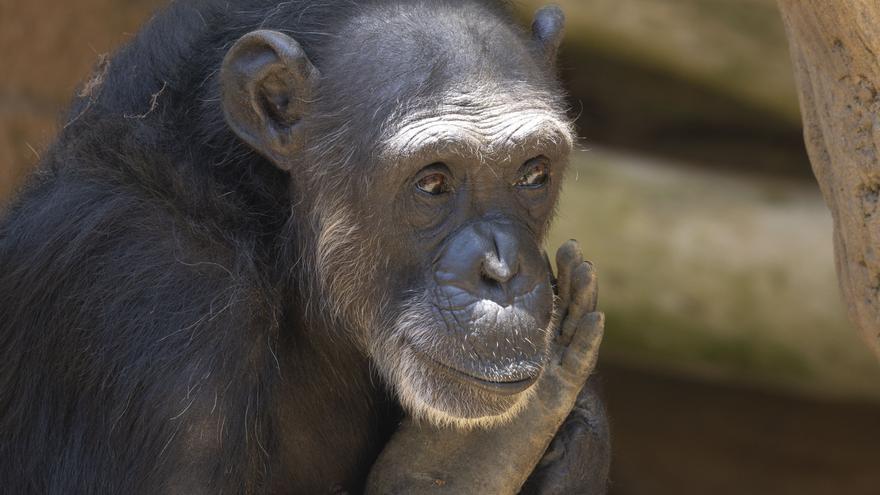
[570,261,598,319]
[559,262,594,345]
[561,312,605,375]
[559,313,579,347]
[555,239,583,309]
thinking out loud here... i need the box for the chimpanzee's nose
[434,219,541,306]
[479,231,519,287]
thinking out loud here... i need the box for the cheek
[360,219,433,298]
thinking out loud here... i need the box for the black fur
[1,2,396,493]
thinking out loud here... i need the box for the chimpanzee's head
[220,1,572,427]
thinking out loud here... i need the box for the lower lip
[418,353,539,396]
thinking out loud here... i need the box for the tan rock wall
[778,1,880,357]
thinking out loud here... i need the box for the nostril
[480,270,501,289]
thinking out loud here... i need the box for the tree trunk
[777,1,880,358]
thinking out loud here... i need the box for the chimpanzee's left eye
[514,156,550,189]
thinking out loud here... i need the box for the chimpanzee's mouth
[417,352,540,396]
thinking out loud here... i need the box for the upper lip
[418,353,540,396]
[430,281,545,312]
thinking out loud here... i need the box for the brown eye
[416,172,450,195]
[514,156,550,189]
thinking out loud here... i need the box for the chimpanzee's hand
[521,240,610,494]
[519,378,610,495]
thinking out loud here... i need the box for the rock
[777,0,880,359]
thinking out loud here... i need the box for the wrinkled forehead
[312,1,573,163]
[377,86,575,163]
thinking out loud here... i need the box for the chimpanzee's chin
[404,349,539,423]
[382,297,552,425]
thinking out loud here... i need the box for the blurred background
[1,0,878,493]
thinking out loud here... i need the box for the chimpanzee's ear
[531,5,565,63]
[220,30,320,170]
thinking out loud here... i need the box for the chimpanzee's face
[219,1,571,427]
[359,86,573,426]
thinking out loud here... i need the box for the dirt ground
[603,363,880,495]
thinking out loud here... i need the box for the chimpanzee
[0,0,610,493]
